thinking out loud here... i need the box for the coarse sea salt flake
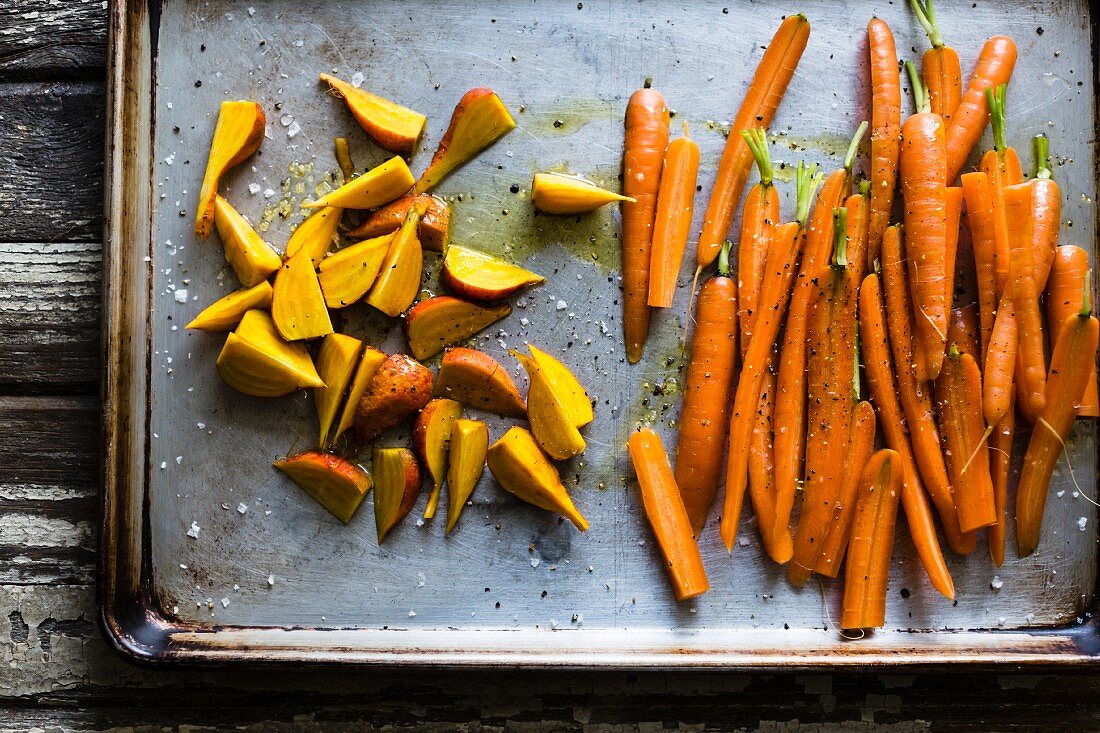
[187,521,201,539]
[249,182,261,195]
[267,574,275,586]
[1079,516,1088,531]
[556,300,568,310]
[351,71,365,87]
[530,557,540,568]
[237,502,248,514]
[174,289,189,303]
[221,598,230,608]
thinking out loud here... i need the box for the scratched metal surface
[144,0,1095,638]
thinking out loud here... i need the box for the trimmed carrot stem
[1031,134,1061,291]
[649,122,700,308]
[738,128,781,358]
[910,0,962,122]
[841,449,902,630]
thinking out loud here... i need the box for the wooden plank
[0,242,101,392]
[0,82,105,243]
[0,1,107,77]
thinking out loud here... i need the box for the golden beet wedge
[187,280,273,332]
[195,100,265,237]
[513,350,585,460]
[365,203,424,317]
[527,344,593,427]
[303,156,413,210]
[315,333,363,446]
[415,88,516,193]
[486,426,588,531]
[272,246,334,341]
[274,450,372,524]
[441,245,545,301]
[347,193,450,252]
[317,234,393,309]
[373,447,421,543]
[435,347,526,418]
[354,353,434,445]
[413,398,463,519]
[404,295,511,361]
[285,206,343,263]
[216,310,324,397]
[320,73,427,154]
[333,346,387,444]
[445,418,488,533]
[213,195,282,286]
[531,172,634,214]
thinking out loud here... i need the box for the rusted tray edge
[98,0,1100,669]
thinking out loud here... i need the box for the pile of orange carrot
[624,7,1098,631]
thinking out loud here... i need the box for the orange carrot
[629,428,710,600]
[943,186,963,310]
[901,61,948,382]
[860,274,955,599]
[1016,285,1100,556]
[649,122,700,308]
[737,128,780,358]
[988,389,1014,568]
[622,83,670,363]
[983,298,1017,428]
[840,449,902,630]
[696,14,810,275]
[867,17,902,268]
[961,172,999,357]
[944,36,1018,182]
[721,165,823,550]
[674,242,738,533]
[812,401,877,579]
[1002,181,1047,417]
[949,304,981,362]
[935,345,997,532]
[910,0,962,122]
[980,83,1024,295]
[881,227,973,554]
[790,208,859,586]
[1047,245,1099,417]
[1031,134,1060,291]
[846,186,871,286]
[747,369,794,564]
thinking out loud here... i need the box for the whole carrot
[1031,134,1061,291]
[622,83,670,363]
[649,122,700,308]
[846,186,871,287]
[629,428,710,600]
[747,369,794,564]
[983,297,1017,429]
[1016,283,1100,556]
[943,186,963,310]
[721,165,823,550]
[944,36,1018,182]
[840,449,902,630]
[949,304,982,362]
[859,274,955,599]
[910,0,962,122]
[1003,181,1047,417]
[881,227,973,554]
[867,17,902,268]
[901,61,948,382]
[961,171,998,356]
[738,128,780,358]
[981,84,1024,295]
[1047,246,1099,417]
[696,14,810,277]
[988,389,1014,567]
[674,242,738,533]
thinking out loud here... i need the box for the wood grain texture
[0,1,106,77]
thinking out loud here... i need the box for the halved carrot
[840,449,902,630]
[649,122,700,308]
[910,0,962,122]
[1047,245,1099,417]
[721,164,823,550]
[901,62,948,382]
[1002,181,1047,417]
[622,83,670,363]
[629,428,710,600]
[867,17,902,268]
[747,369,794,564]
[944,36,1018,182]
[696,14,810,274]
[1016,284,1100,556]
[859,274,955,599]
[1031,134,1061,291]
[737,128,780,358]
[961,172,999,357]
[881,227,973,554]
[674,242,738,533]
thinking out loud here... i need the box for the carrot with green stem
[696,14,810,281]
[720,163,823,550]
[867,17,902,268]
[961,171,999,357]
[1047,246,1099,417]
[621,81,670,363]
[840,449,903,631]
[773,123,867,529]
[981,83,1024,294]
[1031,134,1061,291]
[649,122,700,308]
[859,273,955,599]
[674,241,738,534]
[737,128,780,358]
[901,61,949,382]
[944,35,1018,182]
[629,428,710,600]
[748,369,794,564]
[909,0,962,122]
[1002,181,1047,418]
[1016,279,1100,556]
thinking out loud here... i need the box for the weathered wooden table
[3,3,1100,730]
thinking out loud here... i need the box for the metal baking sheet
[101,0,1100,666]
